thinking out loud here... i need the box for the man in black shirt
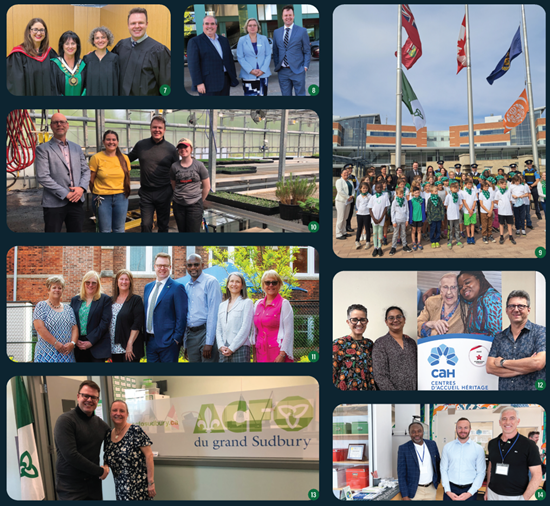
[54,380,110,500]
[128,115,179,232]
[486,408,542,500]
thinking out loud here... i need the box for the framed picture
[347,444,366,461]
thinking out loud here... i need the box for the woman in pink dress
[252,270,294,362]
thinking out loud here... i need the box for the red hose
[6,109,38,173]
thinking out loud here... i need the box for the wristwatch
[500,358,506,368]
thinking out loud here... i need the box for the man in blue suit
[187,16,238,96]
[272,5,311,96]
[143,252,188,362]
[397,422,441,500]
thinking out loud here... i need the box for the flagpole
[396,4,402,171]
[521,4,539,166]
[465,4,475,165]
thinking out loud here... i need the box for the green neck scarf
[413,196,423,205]
[375,192,383,198]
[360,192,368,196]
[451,192,459,203]
[542,179,546,195]
[396,196,405,207]
[482,190,491,200]
[429,194,439,206]
[465,188,472,195]
[499,187,507,195]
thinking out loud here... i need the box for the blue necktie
[283,28,290,67]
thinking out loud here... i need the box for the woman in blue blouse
[237,18,272,96]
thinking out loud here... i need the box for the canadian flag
[457,15,467,74]
[503,89,529,133]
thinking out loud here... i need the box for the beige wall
[7,4,171,56]
[501,271,538,325]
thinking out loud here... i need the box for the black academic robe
[6,46,57,96]
[50,58,87,96]
[83,50,119,96]
[111,36,171,96]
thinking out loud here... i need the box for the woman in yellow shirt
[89,131,131,232]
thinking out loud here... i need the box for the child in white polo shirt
[460,178,478,245]
[494,177,516,245]
[389,187,411,256]
[444,181,463,249]
[478,179,496,243]
[355,181,372,250]
[368,182,390,258]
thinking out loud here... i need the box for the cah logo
[428,345,458,366]
[469,345,489,367]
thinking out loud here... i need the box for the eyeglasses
[78,393,99,401]
[506,304,529,311]
[264,280,278,286]
[349,318,367,324]
[51,121,68,126]
[187,263,200,268]
[85,281,97,285]
[30,28,46,34]
[155,264,170,269]
[387,315,404,322]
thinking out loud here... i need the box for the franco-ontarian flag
[15,376,45,500]
[401,72,426,130]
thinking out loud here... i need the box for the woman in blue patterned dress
[104,400,155,500]
[33,275,78,362]
[457,271,502,338]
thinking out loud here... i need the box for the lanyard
[415,442,426,463]
[499,433,520,463]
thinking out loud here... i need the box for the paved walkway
[333,208,546,259]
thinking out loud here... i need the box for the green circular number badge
[536,380,546,391]
[308,489,319,501]
[535,247,546,258]
[308,351,319,363]
[160,85,171,96]
[308,85,319,96]
[308,221,319,233]
[535,490,546,501]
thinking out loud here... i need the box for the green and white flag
[401,72,426,130]
[15,376,45,500]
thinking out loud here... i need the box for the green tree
[203,246,300,300]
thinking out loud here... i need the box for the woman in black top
[83,26,119,96]
[71,271,112,362]
[110,269,144,362]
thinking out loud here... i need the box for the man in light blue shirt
[440,418,486,501]
[184,253,222,362]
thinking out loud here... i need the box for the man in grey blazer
[35,113,90,232]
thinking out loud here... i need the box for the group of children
[351,162,546,257]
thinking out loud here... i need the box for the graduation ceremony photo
[6,4,171,96]
[332,5,545,259]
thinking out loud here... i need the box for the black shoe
[372,248,379,257]
[336,236,347,240]
[403,245,412,252]
[378,248,384,257]
[346,227,354,232]
[382,237,388,245]
[499,236,504,244]
[537,214,542,220]
[482,237,488,244]
[389,247,397,256]
[510,236,516,245]
[527,225,534,229]
[344,233,351,237]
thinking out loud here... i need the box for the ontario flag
[457,15,467,74]
[503,89,529,133]
[395,4,423,69]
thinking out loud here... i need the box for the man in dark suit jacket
[35,113,90,232]
[406,161,422,186]
[272,5,311,96]
[187,16,238,96]
[143,252,188,362]
[397,422,441,500]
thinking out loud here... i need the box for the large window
[292,247,319,279]
[127,246,172,274]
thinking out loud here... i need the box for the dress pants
[278,67,306,96]
[186,326,219,363]
[201,72,231,96]
[138,185,173,233]
[56,476,102,500]
[443,483,477,501]
[335,200,350,238]
[173,200,203,233]
[146,333,180,362]
[43,201,84,233]
[411,484,437,501]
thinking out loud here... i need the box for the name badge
[495,463,509,476]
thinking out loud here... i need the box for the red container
[333,449,346,462]
[346,467,369,489]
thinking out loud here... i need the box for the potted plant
[298,197,319,225]
[276,173,317,221]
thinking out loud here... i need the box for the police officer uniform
[523,159,542,220]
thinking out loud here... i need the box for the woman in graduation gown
[7,18,57,95]
[83,26,119,96]
[51,31,86,96]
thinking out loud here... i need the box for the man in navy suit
[143,252,188,362]
[187,15,238,96]
[272,5,311,96]
[397,422,441,500]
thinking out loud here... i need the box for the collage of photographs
[3,1,546,504]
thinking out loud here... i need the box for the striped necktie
[131,39,138,48]
[283,27,290,67]
[146,282,161,332]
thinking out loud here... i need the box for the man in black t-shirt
[128,115,179,233]
[486,408,542,500]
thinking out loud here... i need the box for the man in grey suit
[35,113,90,232]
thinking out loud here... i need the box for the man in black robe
[112,7,171,96]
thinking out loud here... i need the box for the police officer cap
[454,163,461,169]
[525,159,533,165]
[471,164,478,169]
[437,160,444,165]
[509,163,518,169]
[343,163,354,170]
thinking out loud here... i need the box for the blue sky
[333,5,545,131]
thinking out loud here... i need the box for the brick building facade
[7,246,319,304]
